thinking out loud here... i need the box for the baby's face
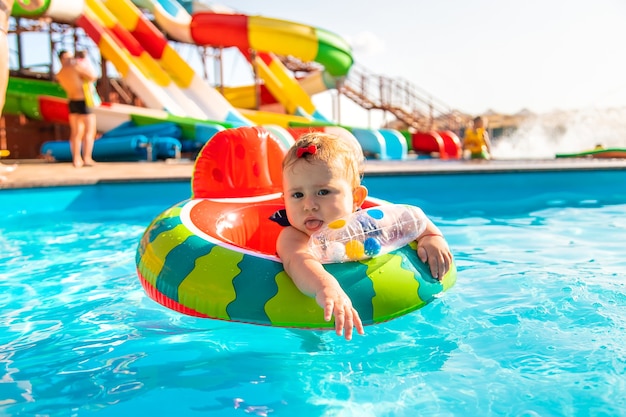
[282,160,356,236]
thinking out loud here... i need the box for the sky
[211,0,626,120]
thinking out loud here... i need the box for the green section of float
[137,200,457,329]
[179,246,242,320]
[265,271,328,328]
[556,148,626,158]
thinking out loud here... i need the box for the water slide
[219,53,339,117]
[10,0,255,124]
[132,0,407,160]
[10,0,405,159]
[83,0,340,147]
[135,0,344,120]
[9,0,297,159]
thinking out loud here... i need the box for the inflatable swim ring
[136,126,456,329]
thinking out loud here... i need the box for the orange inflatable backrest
[192,126,288,198]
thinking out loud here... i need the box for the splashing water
[492,107,626,159]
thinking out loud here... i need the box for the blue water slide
[41,136,151,162]
[351,128,387,160]
[378,129,408,160]
[102,121,182,140]
[99,121,183,160]
[191,123,225,153]
[41,120,186,161]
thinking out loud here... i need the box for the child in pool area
[74,50,101,108]
[275,132,453,341]
[462,116,493,160]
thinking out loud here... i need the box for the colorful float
[555,147,626,159]
[135,126,456,329]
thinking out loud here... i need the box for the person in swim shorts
[56,49,98,167]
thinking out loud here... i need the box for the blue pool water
[1,169,626,416]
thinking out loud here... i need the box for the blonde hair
[283,132,365,189]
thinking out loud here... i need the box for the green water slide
[4,77,67,120]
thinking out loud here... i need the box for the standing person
[1,0,46,181]
[0,1,15,182]
[55,49,98,167]
[275,132,453,340]
[462,116,493,160]
[0,0,14,115]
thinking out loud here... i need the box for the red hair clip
[296,145,317,158]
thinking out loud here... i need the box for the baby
[276,132,453,340]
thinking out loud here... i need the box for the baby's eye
[292,192,304,199]
[317,189,330,196]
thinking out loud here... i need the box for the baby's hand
[316,285,364,341]
[417,234,452,281]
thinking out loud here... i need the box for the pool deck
[2,157,626,189]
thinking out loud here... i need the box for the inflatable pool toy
[555,148,626,159]
[309,205,428,263]
[136,126,456,329]
[136,126,456,328]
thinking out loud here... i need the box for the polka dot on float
[367,208,384,220]
[364,237,381,256]
[345,240,365,260]
[328,219,346,229]
[327,241,346,262]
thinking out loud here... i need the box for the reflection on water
[1,185,625,416]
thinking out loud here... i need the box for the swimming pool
[1,168,625,416]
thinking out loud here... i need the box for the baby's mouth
[304,219,323,231]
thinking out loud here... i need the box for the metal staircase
[280,56,465,132]
[341,63,464,132]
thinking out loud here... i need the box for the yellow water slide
[135,0,351,122]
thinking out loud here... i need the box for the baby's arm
[277,226,364,340]
[416,219,453,280]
